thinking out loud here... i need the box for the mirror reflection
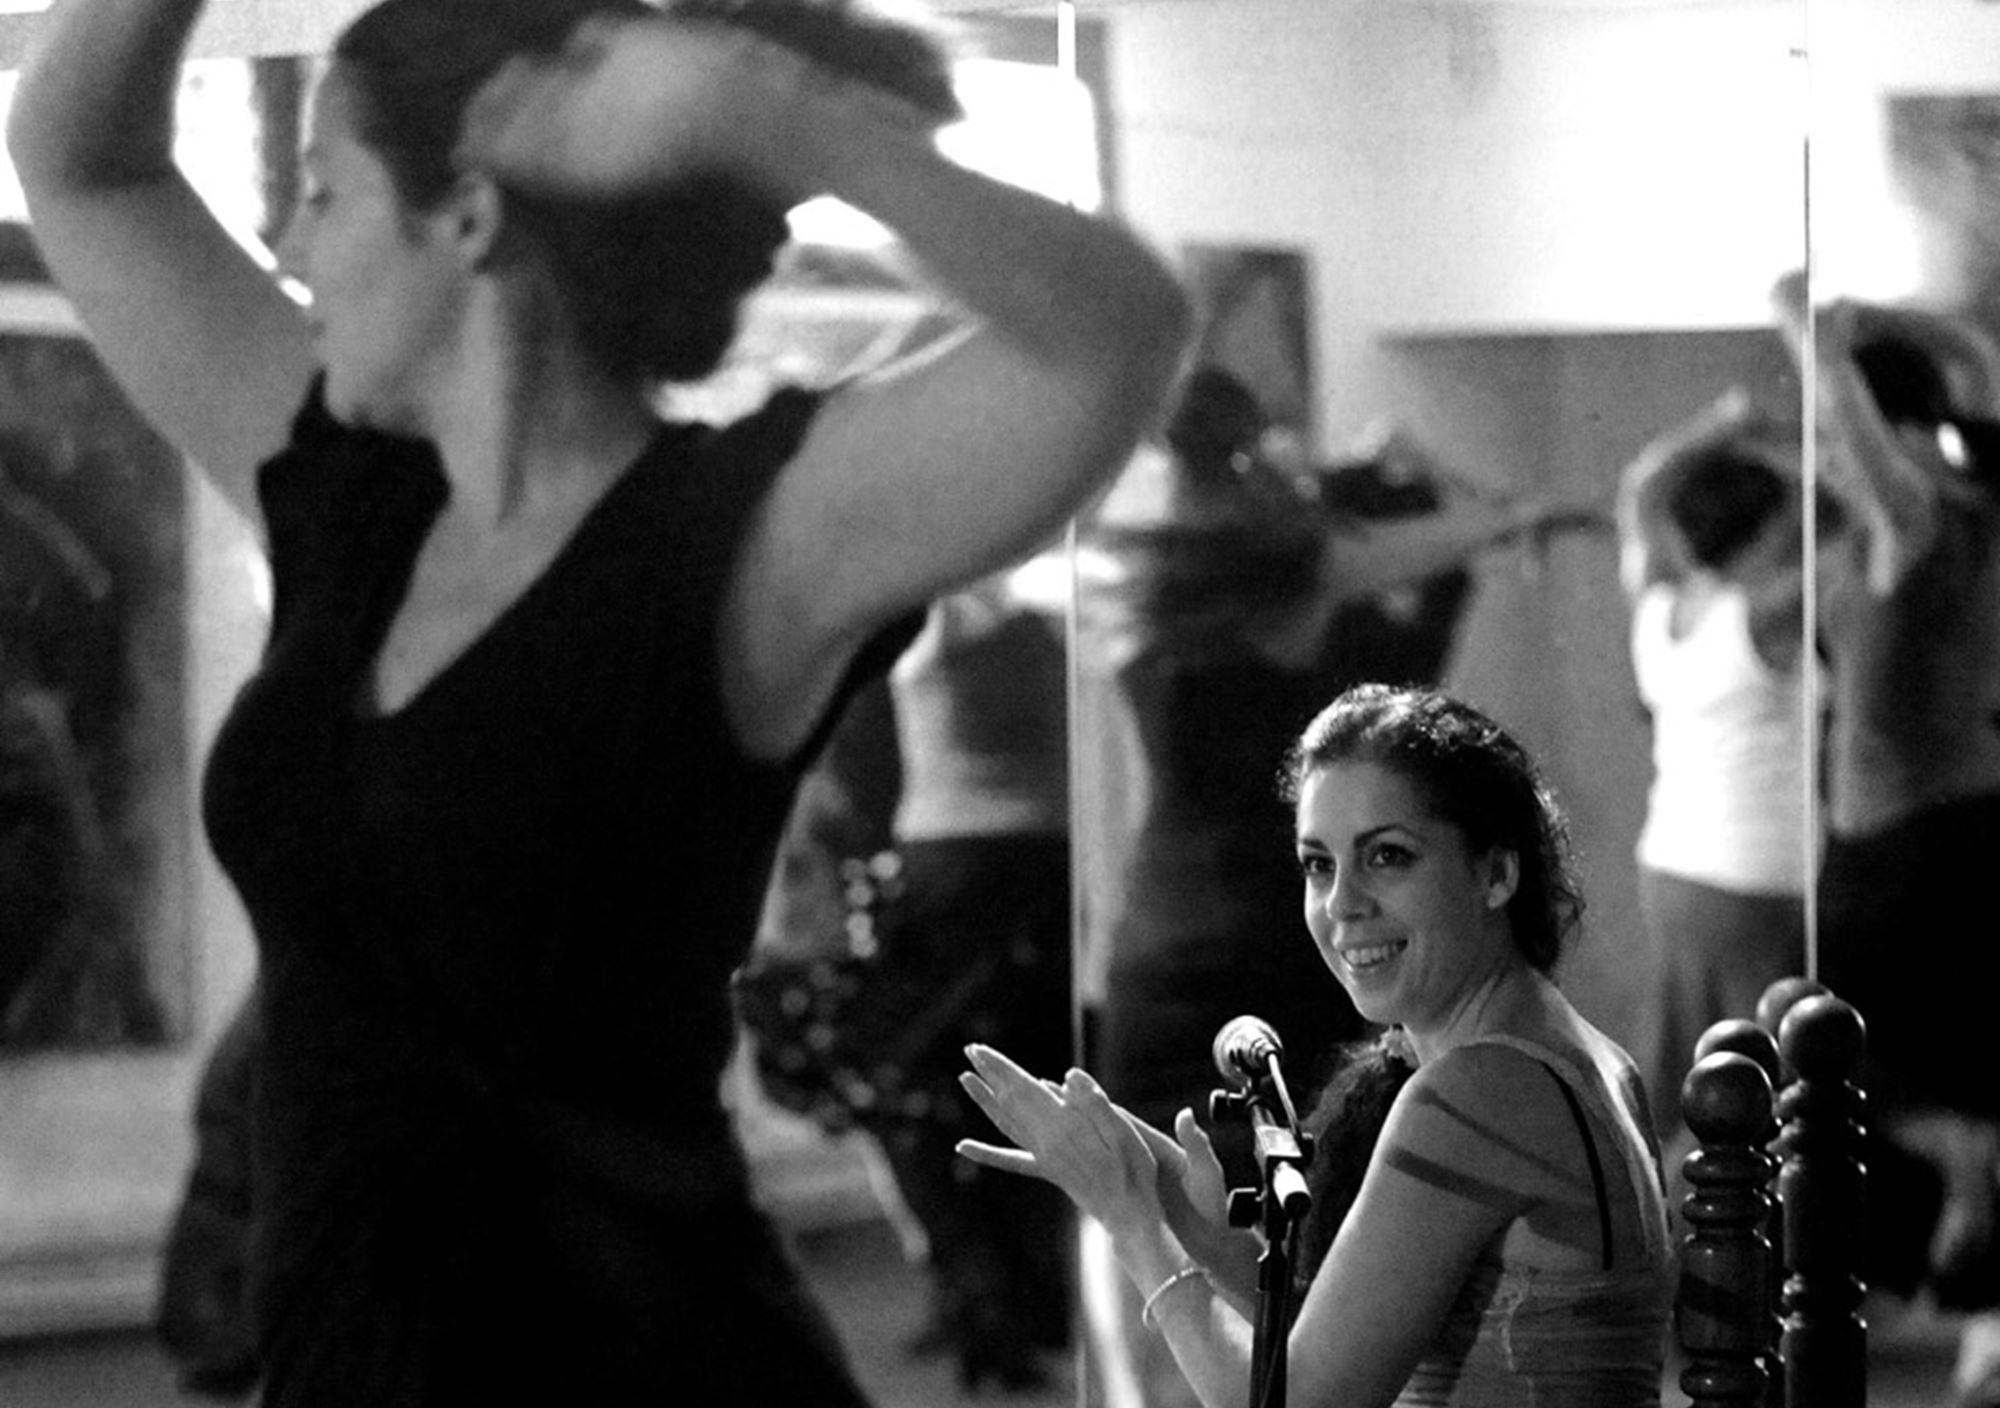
[0,291,186,1052]
[1063,4,1807,1401]
[0,56,300,1054]
[1795,0,2000,1369]
[1058,2,1998,1406]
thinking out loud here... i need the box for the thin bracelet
[1141,1264,1208,1329]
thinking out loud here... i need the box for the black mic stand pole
[1212,1065,1315,1408]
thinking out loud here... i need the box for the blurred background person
[1306,428,1481,701]
[1614,389,1820,1193]
[0,435,164,1049]
[1776,87,2000,1408]
[861,562,1076,1392]
[741,558,1074,1393]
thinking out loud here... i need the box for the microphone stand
[1211,1064,1315,1408]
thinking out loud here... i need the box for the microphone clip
[1208,1088,1315,1229]
[1207,1085,1316,1148]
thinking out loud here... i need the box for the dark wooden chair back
[1675,980,1868,1408]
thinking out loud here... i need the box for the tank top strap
[1460,1032,1672,1266]
[1544,1065,1615,1269]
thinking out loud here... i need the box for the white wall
[0,0,358,68]
[1101,0,1806,440]
[1805,0,2000,298]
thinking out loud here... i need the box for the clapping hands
[957,1045,1238,1266]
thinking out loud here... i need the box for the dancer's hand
[1770,271,1981,593]
[457,16,932,207]
[459,18,757,194]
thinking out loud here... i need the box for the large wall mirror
[1062,3,1806,1399]
[1063,0,2000,1403]
[0,18,305,1329]
[1067,0,1806,1086]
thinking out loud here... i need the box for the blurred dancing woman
[1614,390,1817,1169]
[1772,92,2000,1405]
[1772,103,2000,1124]
[6,0,1186,1402]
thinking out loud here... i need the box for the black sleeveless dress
[203,384,906,1407]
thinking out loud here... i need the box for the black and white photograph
[1,3,1998,1408]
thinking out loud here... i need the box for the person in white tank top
[1615,391,1821,1194]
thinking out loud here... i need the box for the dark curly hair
[1279,682,1583,973]
[1291,1030,1416,1295]
[1664,443,1790,572]
[331,0,962,384]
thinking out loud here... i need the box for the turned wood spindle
[1756,976,1831,1082]
[1695,1017,1785,1135]
[1679,1050,1780,1408]
[1774,992,1868,1408]
[1696,1010,1788,1405]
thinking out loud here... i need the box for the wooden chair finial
[1678,1051,1780,1408]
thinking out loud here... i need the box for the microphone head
[1212,1015,1283,1086]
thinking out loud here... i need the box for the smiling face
[287,66,471,433]
[1294,758,1520,1033]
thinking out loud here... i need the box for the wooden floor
[0,1211,1977,1408]
[0,1214,1077,1408]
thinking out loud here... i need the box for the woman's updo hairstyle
[1664,441,1791,572]
[332,0,963,384]
[1280,683,1583,973]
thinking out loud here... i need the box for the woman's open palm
[957,1045,1166,1233]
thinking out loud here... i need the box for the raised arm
[7,0,318,522]
[1318,491,1609,604]
[1614,388,1762,597]
[456,14,1190,753]
[1303,424,1611,605]
[1768,269,1994,596]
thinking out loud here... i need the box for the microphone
[1212,1014,1284,1089]
[1209,1015,1313,1223]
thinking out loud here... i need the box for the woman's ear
[1484,848,1520,911]
[442,172,508,270]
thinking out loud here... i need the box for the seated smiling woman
[959,683,1672,1408]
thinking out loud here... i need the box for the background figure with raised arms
[1774,90,2000,1408]
[1615,389,1819,1194]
